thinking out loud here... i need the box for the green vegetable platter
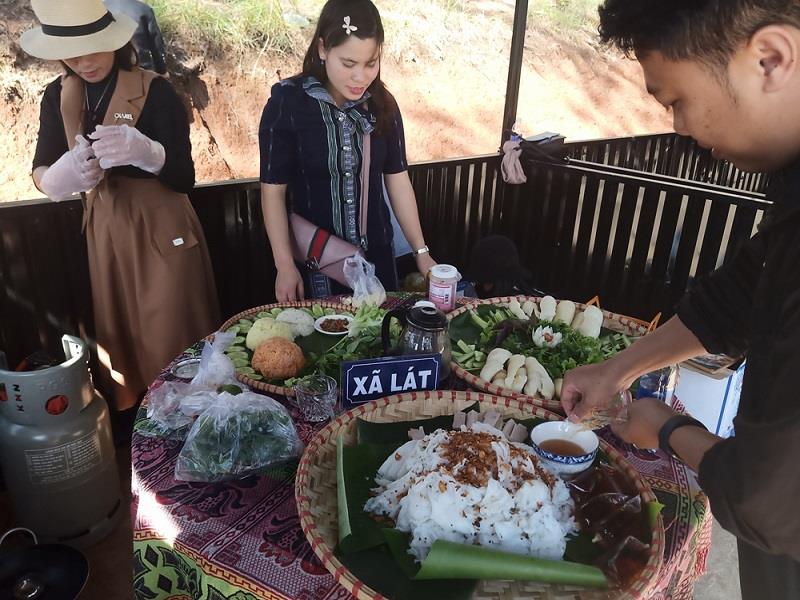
[295,390,665,600]
[447,296,652,412]
[218,301,398,396]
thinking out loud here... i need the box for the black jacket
[678,162,800,598]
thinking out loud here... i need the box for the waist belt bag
[289,133,371,288]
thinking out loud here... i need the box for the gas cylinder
[0,335,121,548]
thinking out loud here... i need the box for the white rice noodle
[364,426,577,563]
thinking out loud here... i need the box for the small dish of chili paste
[314,315,353,335]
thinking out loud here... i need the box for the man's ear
[749,25,798,92]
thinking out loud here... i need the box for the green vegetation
[528,0,600,34]
[150,0,297,56]
[146,0,598,61]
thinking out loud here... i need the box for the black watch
[658,415,707,460]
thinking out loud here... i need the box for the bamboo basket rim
[447,296,652,413]
[217,301,354,396]
[295,390,665,600]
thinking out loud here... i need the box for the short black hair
[598,0,800,70]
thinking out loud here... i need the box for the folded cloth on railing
[501,140,527,184]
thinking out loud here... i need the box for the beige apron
[61,68,220,409]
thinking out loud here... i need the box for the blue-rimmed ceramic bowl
[530,420,599,478]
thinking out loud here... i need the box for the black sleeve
[259,82,297,184]
[32,78,69,170]
[698,409,800,560]
[138,77,195,193]
[676,233,765,356]
[383,105,408,174]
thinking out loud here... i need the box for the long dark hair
[61,42,139,76]
[300,0,396,134]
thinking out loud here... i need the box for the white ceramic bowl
[313,314,353,335]
[529,420,599,478]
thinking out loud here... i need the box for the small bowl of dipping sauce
[530,420,599,478]
[314,314,353,335]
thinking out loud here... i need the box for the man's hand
[611,397,676,448]
[560,361,627,421]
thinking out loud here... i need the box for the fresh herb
[451,305,633,380]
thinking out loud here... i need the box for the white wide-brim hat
[20,0,137,61]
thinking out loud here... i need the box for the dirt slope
[0,2,670,202]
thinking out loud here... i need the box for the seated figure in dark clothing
[463,235,542,299]
[104,0,167,74]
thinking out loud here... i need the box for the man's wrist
[658,414,707,459]
[412,244,430,256]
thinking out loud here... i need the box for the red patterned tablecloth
[131,315,711,600]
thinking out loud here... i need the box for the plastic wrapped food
[174,391,303,482]
[344,255,387,307]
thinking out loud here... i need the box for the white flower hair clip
[342,16,358,35]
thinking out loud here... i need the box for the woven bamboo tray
[448,296,651,413]
[218,301,354,396]
[295,390,664,600]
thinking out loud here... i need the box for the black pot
[0,528,88,600]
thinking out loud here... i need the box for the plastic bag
[144,332,239,437]
[174,391,303,482]
[344,254,386,307]
[191,331,237,388]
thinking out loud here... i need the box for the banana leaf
[382,530,605,587]
[337,435,399,553]
[335,544,477,600]
[356,401,481,444]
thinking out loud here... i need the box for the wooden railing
[566,133,771,194]
[0,151,770,365]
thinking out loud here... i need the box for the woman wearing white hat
[23,0,220,420]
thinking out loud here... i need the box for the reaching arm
[561,315,706,420]
[261,183,304,301]
[384,171,436,274]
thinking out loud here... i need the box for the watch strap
[658,414,707,458]
[413,245,430,256]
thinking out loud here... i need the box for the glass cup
[580,389,632,430]
[293,375,338,422]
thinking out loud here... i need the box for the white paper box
[675,360,746,438]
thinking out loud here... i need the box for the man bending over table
[561,2,800,598]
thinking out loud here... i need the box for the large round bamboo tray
[218,301,354,396]
[448,296,651,413]
[295,390,665,600]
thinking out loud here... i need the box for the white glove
[39,135,105,201]
[89,124,166,174]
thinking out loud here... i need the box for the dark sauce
[538,439,586,456]
[321,318,349,333]
[568,462,653,588]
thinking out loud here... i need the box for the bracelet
[412,245,430,256]
[658,414,707,460]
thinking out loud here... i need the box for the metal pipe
[501,0,529,147]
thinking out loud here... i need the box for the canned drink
[428,264,461,312]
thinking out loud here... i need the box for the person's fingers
[98,157,116,170]
[89,124,122,139]
[569,400,595,422]
[297,278,305,301]
[610,418,628,440]
[559,387,579,417]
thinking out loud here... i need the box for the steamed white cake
[364,421,577,562]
